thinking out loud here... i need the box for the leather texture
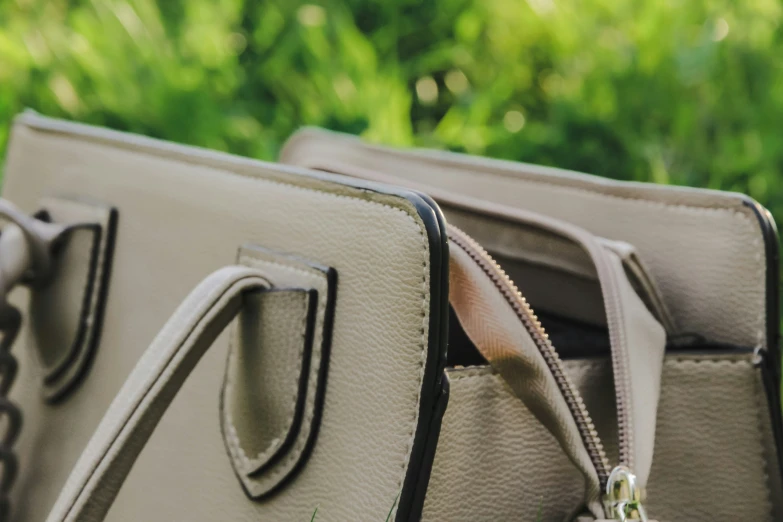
[222,245,335,498]
[225,288,316,496]
[46,265,274,522]
[1,114,779,521]
[448,206,673,334]
[449,209,668,490]
[281,128,769,352]
[424,355,777,522]
[448,227,603,517]
[30,197,116,401]
[281,128,781,521]
[453,211,674,332]
[3,113,443,522]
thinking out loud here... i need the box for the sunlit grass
[3,0,783,244]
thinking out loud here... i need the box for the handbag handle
[42,220,663,522]
[44,266,296,522]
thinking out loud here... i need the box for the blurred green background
[1,0,783,228]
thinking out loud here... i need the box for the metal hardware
[752,345,764,367]
[604,465,648,522]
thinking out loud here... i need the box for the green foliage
[1,0,783,227]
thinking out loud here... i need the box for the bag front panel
[3,114,447,522]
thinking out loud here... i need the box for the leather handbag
[0,111,780,521]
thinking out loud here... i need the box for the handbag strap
[43,266,307,522]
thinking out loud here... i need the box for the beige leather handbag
[0,112,780,522]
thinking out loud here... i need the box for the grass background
[3,1,783,202]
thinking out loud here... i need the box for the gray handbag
[0,112,780,521]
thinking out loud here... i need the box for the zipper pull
[603,466,648,521]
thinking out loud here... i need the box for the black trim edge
[408,372,449,520]
[395,191,450,522]
[42,223,101,385]
[255,266,337,499]
[221,246,338,501]
[742,199,781,376]
[44,206,118,403]
[251,288,318,476]
[742,198,783,495]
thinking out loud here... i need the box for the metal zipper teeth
[609,314,632,471]
[594,258,633,472]
[447,225,612,487]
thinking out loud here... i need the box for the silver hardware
[752,345,764,367]
[604,465,649,521]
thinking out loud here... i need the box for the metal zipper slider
[604,466,648,521]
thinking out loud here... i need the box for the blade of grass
[385,493,400,522]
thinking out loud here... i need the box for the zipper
[587,250,634,476]
[449,224,652,520]
[290,144,649,517]
[447,225,613,487]
[603,466,648,521]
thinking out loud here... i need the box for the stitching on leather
[237,211,428,501]
[231,256,316,472]
[79,206,111,364]
[564,356,756,368]
[26,126,432,508]
[375,145,759,215]
[40,199,108,383]
[288,135,749,214]
[460,171,756,215]
[664,357,754,366]
[41,227,92,372]
[87,208,110,345]
[27,118,766,346]
[220,213,428,500]
[222,285,307,471]
[239,256,318,282]
[60,271,271,520]
[61,206,111,387]
[751,229,765,349]
[447,356,763,375]
[243,267,325,493]
[390,210,429,520]
[753,370,775,521]
[226,255,324,491]
[446,367,495,381]
[315,151,768,349]
[447,373,500,383]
